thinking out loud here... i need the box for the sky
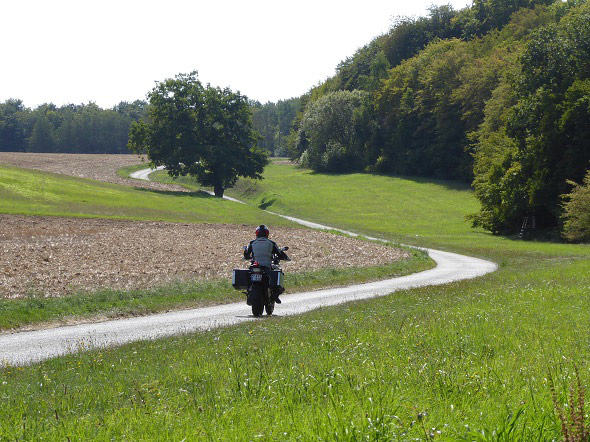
[1,0,471,109]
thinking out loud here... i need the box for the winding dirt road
[0,168,497,366]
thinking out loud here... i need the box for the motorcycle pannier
[232,269,250,289]
[269,270,284,288]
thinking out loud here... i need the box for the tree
[470,1,590,233]
[0,99,29,152]
[128,71,267,197]
[294,90,368,172]
[28,115,55,152]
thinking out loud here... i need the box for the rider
[244,225,290,303]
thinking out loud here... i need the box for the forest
[286,0,590,238]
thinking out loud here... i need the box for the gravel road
[0,247,495,366]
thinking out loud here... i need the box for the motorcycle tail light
[253,261,260,267]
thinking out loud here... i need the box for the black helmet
[255,224,269,238]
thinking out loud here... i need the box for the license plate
[250,273,263,282]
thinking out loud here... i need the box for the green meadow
[0,163,291,225]
[1,161,589,440]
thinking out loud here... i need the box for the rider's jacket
[244,237,287,267]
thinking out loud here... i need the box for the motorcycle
[232,246,289,317]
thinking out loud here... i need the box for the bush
[562,170,590,242]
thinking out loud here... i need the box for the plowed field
[0,153,408,297]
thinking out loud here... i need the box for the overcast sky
[2,0,471,109]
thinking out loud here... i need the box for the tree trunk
[213,184,224,198]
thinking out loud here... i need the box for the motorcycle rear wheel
[252,303,264,317]
[249,285,264,317]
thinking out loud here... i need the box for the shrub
[562,169,590,242]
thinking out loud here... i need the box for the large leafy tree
[293,90,368,172]
[128,72,268,197]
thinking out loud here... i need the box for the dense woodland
[286,0,590,237]
[1,0,589,238]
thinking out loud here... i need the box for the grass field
[0,163,291,226]
[1,162,589,440]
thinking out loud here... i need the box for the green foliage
[377,38,473,180]
[562,169,590,242]
[294,90,368,172]
[383,5,461,68]
[456,0,555,38]
[0,99,29,152]
[250,97,300,157]
[0,100,147,154]
[128,71,268,197]
[471,1,590,234]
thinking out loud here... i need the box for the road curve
[0,169,497,367]
[129,165,165,180]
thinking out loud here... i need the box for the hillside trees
[128,71,267,198]
[251,98,300,156]
[289,0,558,179]
[376,39,473,179]
[470,1,590,233]
[457,0,555,38]
[562,169,590,242]
[0,99,29,152]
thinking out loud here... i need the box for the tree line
[0,100,148,154]
[250,98,300,157]
[0,96,298,158]
[286,0,590,239]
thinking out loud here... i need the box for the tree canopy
[286,0,589,239]
[128,71,268,197]
[0,99,147,154]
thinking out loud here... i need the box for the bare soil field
[0,153,409,298]
[0,152,187,192]
[0,215,408,299]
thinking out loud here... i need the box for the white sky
[2,0,471,109]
